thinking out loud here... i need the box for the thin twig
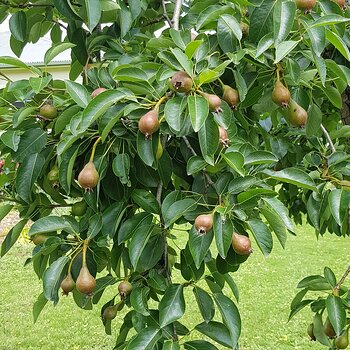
[156,181,163,206]
[320,123,336,154]
[334,264,350,295]
[161,0,173,27]
[172,0,182,30]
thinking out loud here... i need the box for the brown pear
[103,304,118,320]
[219,126,229,147]
[288,100,307,127]
[118,281,133,299]
[194,214,213,234]
[138,110,159,139]
[61,272,75,296]
[307,323,316,341]
[200,92,222,113]
[222,85,240,109]
[78,161,99,190]
[76,263,96,295]
[296,0,317,13]
[324,317,336,338]
[272,81,291,108]
[232,233,253,255]
[334,0,346,8]
[171,71,193,93]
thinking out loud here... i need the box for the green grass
[0,224,348,350]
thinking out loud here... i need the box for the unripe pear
[288,100,308,127]
[103,304,118,320]
[296,0,317,13]
[232,233,253,255]
[118,280,133,299]
[222,85,240,109]
[194,214,213,234]
[78,161,99,190]
[91,87,107,98]
[39,104,58,119]
[324,317,336,338]
[31,233,49,245]
[71,200,87,216]
[171,71,193,93]
[335,328,349,349]
[240,22,249,36]
[61,272,75,296]
[272,80,291,108]
[76,264,96,296]
[138,110,159,139]
[200,92,222,113]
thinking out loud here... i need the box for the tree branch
[334,264,350,295]
[172,0,182,30]
[161,0,173,28]
[320,123,336,154]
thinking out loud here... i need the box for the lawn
[0,223,348,350]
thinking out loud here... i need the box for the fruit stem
[276,64,282,81]
[217,78,225,89]
[154,95,168,112]
[82,239,89,266]
[89,137,101,162]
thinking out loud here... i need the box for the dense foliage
[1,0,350,349]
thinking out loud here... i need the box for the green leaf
[29,76,52,94]
[87,213,102,239]
[328,188,350,226]
[324,266,337,287]
[247,219,273,256]
[43,256,69,304]
[113,67,149,82]
[131,189,160,214]
[326,29,350,61]
[101,202,126,238]
[263,168,317,191]
[159,284,185,328]
[1,219,28,257]
[184,340,219,350]
[0,204,13,222]
[169,29,190,50]
[313,313,332,346]
[119,2,132,38]
[233,70,247,102]
[170,48,193,76]
[118,212,153,244]
[274,40,299,64]
[164,97,187,132]
[126,327,161,350]
[213,293,241,348]
[163,198,197,228]
[189,226,214,269]
[311,14,350,28]
[44,43,76,65]
[256,33,274,57]
[130,287,150,316]
[321,84,342,109]
[9,11,27,42]
[193,286,215,323]
[29,216,73,236]
[113,153,130,186]
[0,56,30,70]
[129,223,154,269]
[53,0,81,20]
[244,150,278,166]
[213,212,233,258]
[218,14,242,42]
[84,0,101,31]
[186,156,207,175]
[16,153,45,203]
[306,103,322,138]
[65,80,91,108]
[307,26,326,57]
[222,152,245,176]
[136,130,156,167]
[187,95,209,132]
[273,0,296,45]
[16,128,47,163]
[195,321,232,348]
[163,340,180,350]
[0,130,20,151]
[33,293,48,323]
[81,89,127,132]
[326,295,346,335]
[249,0,275,43]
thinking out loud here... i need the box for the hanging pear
[288,99,308,127]
[78,161,99,190]
[272,80,291,108]
[335,328,349,349]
